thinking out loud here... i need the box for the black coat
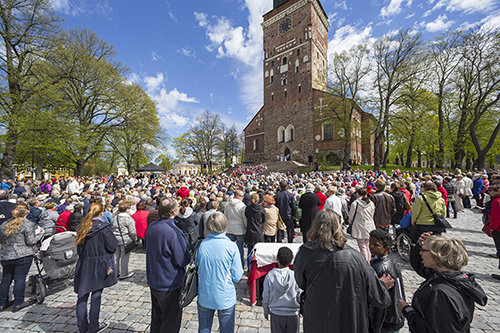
[369,255,405,332]
[174,209,199,245]
[68,211,83,232]
[294,241,391,333]
[244,203,265,244]
[74,219,118,296]
[0,200,16,225]
[402,243,487,333]
[390,190,406,225]
[298,192,320,233]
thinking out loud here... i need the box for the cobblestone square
[1,208,499,332]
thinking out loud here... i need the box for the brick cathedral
[243,0,375,166]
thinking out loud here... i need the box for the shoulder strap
[420,194,435,215]
[306,249,335,292]
[116,215,126,244]
[351,201,360,223]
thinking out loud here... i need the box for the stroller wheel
[397,233,411,262]
[28,275,37,294]
[35,277,47,304]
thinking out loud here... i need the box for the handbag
[277,213,286,231]
[421,194,452,229]
[299,250,334,315]
[117,216,137,254]
[346,202,359,235]
[178,241,200,308]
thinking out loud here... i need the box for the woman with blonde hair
[74,203,117,333]
[263,194,279,243]
[0,204,44,311]
[398,233,487,332]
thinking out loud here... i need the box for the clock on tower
[278,17,292,35]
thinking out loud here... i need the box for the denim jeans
[0,255,33,307]
[76,289,103,333]
[197,303,235,333]
[226,234,245,269]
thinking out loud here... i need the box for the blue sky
[51,0,500,155]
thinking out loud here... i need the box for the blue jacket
[196,233,243,310]
[146,218,190,291]
[274,190,296,220]
[472,178,483,195]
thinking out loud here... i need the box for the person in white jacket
[262,247,301,333]
[224,190,247,269]
[323,186,344,223]
[349,188,376,263]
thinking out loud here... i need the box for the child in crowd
[262,247,301,333]
[369,229,405,333]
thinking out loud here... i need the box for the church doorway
[284,147,291,161]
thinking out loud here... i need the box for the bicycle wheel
[35,276,47,304]
[397,233,411,262]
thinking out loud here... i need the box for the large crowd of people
[0,166,498,332]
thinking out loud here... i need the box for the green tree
[106,83,161,173]
[156,153,175,170]
[372,29,423,170]
[219,125,242,167]
[0,0,61,178]
[322,43,371,170]
[52,28,127,176]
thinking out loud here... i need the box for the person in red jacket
[132,202,150,242]
[176,185,190,199]
[489,178,500,281]
[56,205,73,232]
[434,180,448,207]
[314,185,327,211]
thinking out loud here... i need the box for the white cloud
[328,24,374,57]
[144,73,165,91]
[425,14,455,31]
[194,0,271,114]
[51,0,70,12]
[480,10,500,29]
[380,0,404,18]
[125,73,140,85]
[446,0,496,13]
[151,51,162,61]
[178,48,196,58]
[142,73,199,128]
[334,1,348,10]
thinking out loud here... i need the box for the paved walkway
[0,207,499,332]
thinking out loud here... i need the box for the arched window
[253,139,259,151]
[285,124,295,142]
[271,93,274,101]
[298,84,301,93]
[282,78,287,86]
[277,126,286,143]
[270,69,274,83]
[284,89,287,98]
[295,59,300,73]
[282,57,288,65]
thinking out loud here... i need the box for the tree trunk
[373,134,382,171]
[417,150,422,168]
[454,150,464,170]
[437,89,444,168]
[476,152,487,170]
[75,159,85,177]
[405,132,415,168]
[465,157,472,170]
[342,132,351,170]
[0,126,19,179]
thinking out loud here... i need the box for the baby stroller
[28,227,78,304]
[393,213,412,262]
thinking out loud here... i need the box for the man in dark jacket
[0,190,16,225]
[68,204,84,232]
[146,198,190,333]
[274,181,297,242]
[371,179,396,233]
[298,183,320,242]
